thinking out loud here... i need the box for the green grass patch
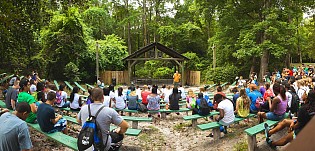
[173,122,192,131]
[233,140,248,151]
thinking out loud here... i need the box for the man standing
[173,71,181,88]
[77,88,129,151]
[5,79,20,110]
[0,102,33,151]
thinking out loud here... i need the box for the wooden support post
[192,119,197,127]
[212,127,221,141]
[161,112,166,119]
[132,121,138,129]
[247,134,257,151]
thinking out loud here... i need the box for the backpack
[199,98,210,116]
[137,103,148,112]
[289,91,300,114]
[55,91,62,105]
[77,105,108,151]
[255,97,263,109]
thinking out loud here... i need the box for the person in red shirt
[141,85,151,105]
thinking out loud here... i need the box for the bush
[205,65,239,84]
[153,67,173,78]
[64,62,80,82]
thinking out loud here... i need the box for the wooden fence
[100,70,200,86]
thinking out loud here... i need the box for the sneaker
[223,128,228,134]
[264,123,270,138]
[206,133,213,137]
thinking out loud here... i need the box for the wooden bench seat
[148,108,191,118]
[63,116,142,136]
[28,123,78,150]
[74,82,87,93]
[183,111,220,127]
[197,114,255,141]
[64,81,73,90]
[244,113,289,151]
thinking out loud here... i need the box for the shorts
[266,112,285,121]
[219,120,234,126]
[48,118,67,133]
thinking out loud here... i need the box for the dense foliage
[1,0,315,83]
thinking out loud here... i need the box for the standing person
[69,86,82,111]
[169,87,181,110]
[235,89,251,118]
[5,79,20,110]
[141,85,151,105]
[77,88,129,151]
[17,79,37,123]
[37,92,68,134]
[56,84,70,108]
[257,83,288,123]
[173,70,181,87]
[0,102,32,151]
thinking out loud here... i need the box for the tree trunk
[125,0,131,55]
[249,57,256,78]
[142,0,147,46]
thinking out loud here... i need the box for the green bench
[148,108,191,118]
[183,111,220,127]
[160,103,186,108]
[121,116,152,129]
[0,74,14,84]
[244,113,289,151]
[28,123,78,150]
[197,114,255,141]
[64,81,73,91]
[220,82,229,89]
[59,107,80,113]
[74,82,87,93]
[0,100,6,108]
[54,80,59,89]
[20,76,24,79]
[86,83,95,89]
[63,116,142,136]
[160,100,186,104]
[231,81,237,86]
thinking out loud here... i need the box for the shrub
[205,65,239,84]
[64,62,80,82]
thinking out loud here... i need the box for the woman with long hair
[69,86,82,111]
[169,87,180,110]
[147,87,160,117]
[235,89,251,118]
[257,83,288,123]
[114,87,126,110]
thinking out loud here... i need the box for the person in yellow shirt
[235,88,250,118]
[173,71,181,87]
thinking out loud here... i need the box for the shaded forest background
[1,0,315,83]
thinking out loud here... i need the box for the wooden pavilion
[122,42,189,85]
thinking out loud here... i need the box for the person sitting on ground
[56,84,70,108]
[193,93,212,115]
[69,86,82,111]
[147,87,160,117]
[114,87,126,110]
[77,88,129,151]
[248,84,263,113]
[207,94,235,137]
[5,79,20,110]
[186,89,196,109]
[264,90,315,148]
[169,87,181,111]
[103,87,111,107]
[141,85,151,105]
[0,102,32,151]
[257,83,288,123]
[37,92,68,134]
[128,86,138,110]
[178,84,186,100]
[235,88,251,118]
[17,79,38,123]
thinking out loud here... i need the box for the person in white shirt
[178,84,186,100]
[56,84,70,108]
[136,85,142,101]
[297,80,306,103]
[207,93,235,137]
[70,86,82,111]
[29,79,37,94]
[284,83,292,109]
[103,87,111,107]
[115,87,126,116]
[163,85,172,103]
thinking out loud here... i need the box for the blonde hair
[187,89,196,97]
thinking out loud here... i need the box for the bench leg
[161,113,166,119]
[212,128,221,141]
[192,119,197,127]
[132,121,138,129]
[247,134,257,151]
[186,111,188,116]
[128,112,132,116]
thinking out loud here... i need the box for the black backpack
[137,103,148,113]
[77,105,108,151]
[199,98,210,116]
[289,91,300,114]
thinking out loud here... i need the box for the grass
[173,122,192,131]
[233,140,248,151]
[138,125,165,150]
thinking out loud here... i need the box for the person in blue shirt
[247,84,263,113]
[232,87,239,109]
[192,93,213,115]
